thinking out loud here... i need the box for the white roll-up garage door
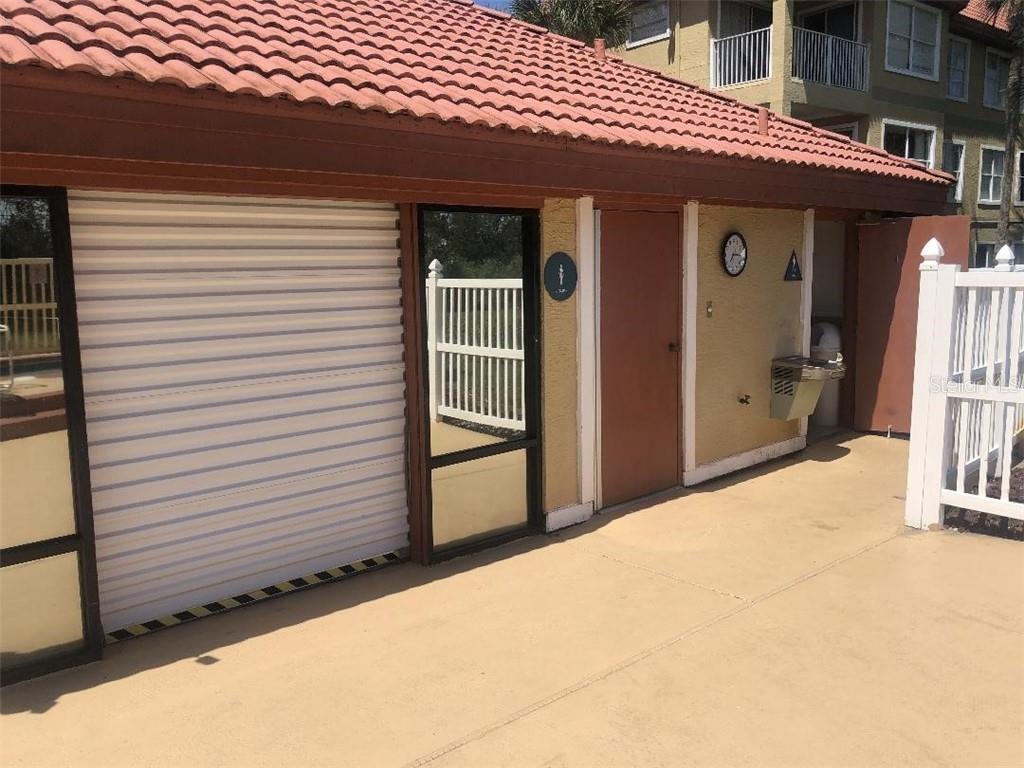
[69,191,409,632]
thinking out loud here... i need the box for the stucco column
[770,0,794,113]
[540,199,580,516]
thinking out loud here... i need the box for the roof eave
[0,64,951,216]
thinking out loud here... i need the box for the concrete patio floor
[2,433,1022,767]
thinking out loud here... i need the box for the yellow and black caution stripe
[105,550,404,644]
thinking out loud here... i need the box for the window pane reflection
[1,196,75,549]
[431,449,527,549]
[0,553,84,668]
[422,211,527,457]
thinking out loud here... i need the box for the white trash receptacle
[810,322,842,428]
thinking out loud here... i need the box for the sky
[476,0,514,10]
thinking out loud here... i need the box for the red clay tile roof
[959,0,1011,32]
[0,0,951,186]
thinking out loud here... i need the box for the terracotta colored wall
[854,216,970,434]
[696,205,804,465]
[540,199,580,512]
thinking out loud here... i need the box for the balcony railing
[711,27,771,89]
[792,27,870,92]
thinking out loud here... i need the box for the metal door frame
[415,205,542,561]
[0,185,103,685]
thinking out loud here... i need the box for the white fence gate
[906,240,1024,528]
[425,260,525,431]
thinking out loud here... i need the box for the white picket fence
[906,240,1024,528]
[0,257,60,356]
[425,260,525,431]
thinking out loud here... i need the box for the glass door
[0,187,101,684]
[418,207,540,557]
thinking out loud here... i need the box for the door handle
[668,341,679,352]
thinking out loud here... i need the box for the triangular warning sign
[784,251,803,282]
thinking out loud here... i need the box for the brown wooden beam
[399,204,431,563]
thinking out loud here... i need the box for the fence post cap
[994,244,1014,272]
[920,238,944,270]
[427,258,443,276]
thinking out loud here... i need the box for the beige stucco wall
[620,1,1018,231]
[677,0,713,87]
[620,0,783,107]
[863,103,947,159]
[622,24,677,74]
[696,205,804,466]
[865,0,948,101]
[540,199,579,513]
[946,120,1024,234]
[943,33,1023,237]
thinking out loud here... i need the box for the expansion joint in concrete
[404,530,904,768]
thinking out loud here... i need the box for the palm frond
[510,0,633,47]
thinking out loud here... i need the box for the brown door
[600,210,681,507]
[853,216,969,433]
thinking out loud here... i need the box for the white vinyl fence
[0,257,60,356]
[425,259,525,431]
[711,27,771,88]
[906,241,1024,528]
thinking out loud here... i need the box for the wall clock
[721,232,748,277]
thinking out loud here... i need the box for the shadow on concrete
[1,534,556,715]
[680,431,855,497]
[546,432,860,546]
[2,432,862,713]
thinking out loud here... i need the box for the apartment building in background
[620,0,1021,265]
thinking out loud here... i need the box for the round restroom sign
[544,251,577,302]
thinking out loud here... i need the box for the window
[974,242,1023,268]
[0,188,103,681]
[799,2,857,40]
[984,50,1010,108]
[975,242,1023,268]
[719,1,773,37]
[886,0,940,79]
[947,37,969,100]
[827,122,859,141]
[627,0,670,47]
[883,121,935,167]
[941,140,965,202]
[979,147,1006,204]
[974,242,995,269]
